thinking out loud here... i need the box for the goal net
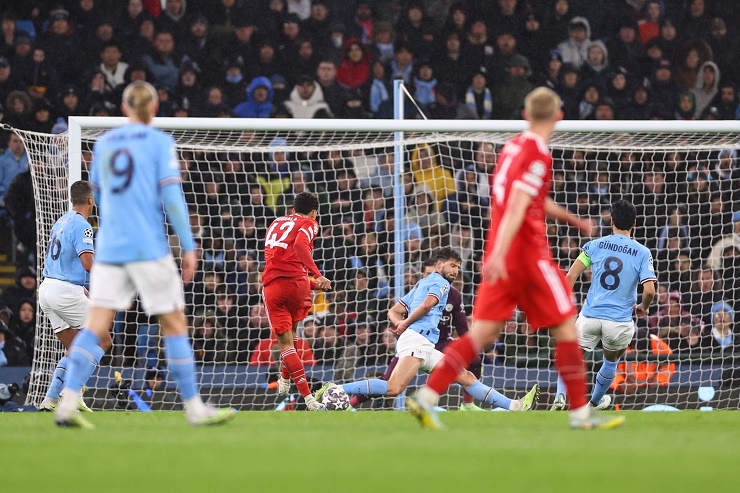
[16,118,740,411]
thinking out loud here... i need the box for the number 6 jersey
[578,234,656,322]
[262,213,322,286]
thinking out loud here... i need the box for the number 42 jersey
[262,214,322,286]
[579,234,657,322]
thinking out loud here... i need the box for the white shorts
[577,314,635,352]
[90,255,184,316]
[38,278,88,333]
[396,329,444,373]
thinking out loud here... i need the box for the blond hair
[524,87,561,122]
[122,80,158,124]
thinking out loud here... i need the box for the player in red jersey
[262,192,331,410]
[408,87,625,430]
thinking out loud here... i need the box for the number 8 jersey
[262,213,322,286]
[579,234,657,322]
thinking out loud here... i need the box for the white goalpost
[14,114,740,411]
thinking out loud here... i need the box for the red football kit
[473,131,576,329]
[262,213,322,335]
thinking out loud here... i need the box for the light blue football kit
[43,210,94,286]
[64,122,198,404]
[557,233,656,407]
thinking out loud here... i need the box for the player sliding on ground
[55,81,235,428]
[264,191,332,411]
[315,247,540,412]
[551,199,656,411]
[39,181,112,412]
[408,87,625,430]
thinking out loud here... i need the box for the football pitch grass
[4,411,739,493]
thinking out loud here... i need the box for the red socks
[555,340,587,410]
[280,348,311,398]
[280,363,290,380]
[426,335,478,395]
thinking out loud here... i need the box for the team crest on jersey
[445,303,453,312]
[530,161,546,177]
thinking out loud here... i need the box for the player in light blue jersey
[55,81,234,428]
[315,248,539,412]
[38,181,112,412]
[552,199,657,411]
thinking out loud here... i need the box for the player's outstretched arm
[544,197,594,236]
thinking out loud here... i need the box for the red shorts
[473,258,576,329]
[262,277,312,335]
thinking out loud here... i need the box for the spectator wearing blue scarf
[413,61,437,109]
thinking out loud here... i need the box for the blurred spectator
[396,3,435,61]
[707,211,740,272]
[390,43,414,85]
[233,76,274,118]
[465,71,492,119]
[426,80,477,119]
[409,144,455,207]
[710,81,739,120]
[639,0,664,44]
[581,41,610,90]
[142,30,188,92]
[557,17,591,69]
[691,61,719,118]
[3,167,34,255]
[433,31,475,96]
[0,55,20,107]
[284,74,331,118]
[708,301,735,350]
[370,20,395,65]
[412,61,436,110]
[492,55,532,119]
[39,7,81,89]
[650,58,679,111]
[367,59,390,116]
[3,299,35,365]
[336,38,369,89]
[0,132,27,205]
[675,39,712,92]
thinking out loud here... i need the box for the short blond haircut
[524,87,561,122]
[122,80,158,124]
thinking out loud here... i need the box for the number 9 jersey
[91,123,182,264]
[262,213,322,286]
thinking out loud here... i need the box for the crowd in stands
[0,1,739,389]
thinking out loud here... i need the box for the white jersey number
[265,221,295,250]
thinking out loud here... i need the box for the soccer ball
[321,386,350,410]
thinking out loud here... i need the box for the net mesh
[17,123,740,411]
